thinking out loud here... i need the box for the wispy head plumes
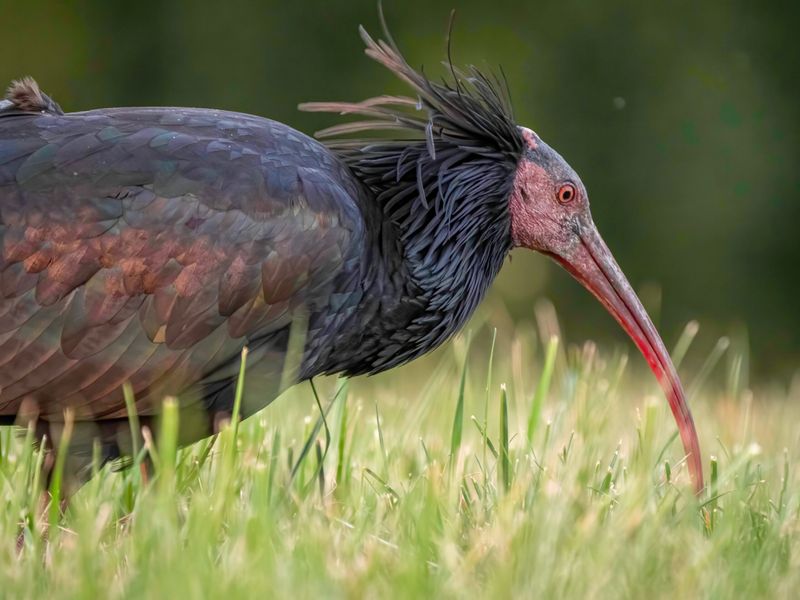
[299,18,523,227]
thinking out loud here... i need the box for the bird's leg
[13,416,69,551]
[16,412,125,551]
[36,415,82,540]
[139,461,150,486]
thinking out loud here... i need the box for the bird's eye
[557,183,576,204]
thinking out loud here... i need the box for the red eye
[557,183,576,203]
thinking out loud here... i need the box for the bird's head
[303,21,704,494]
[509,127,588,256]
[510,127,703,494]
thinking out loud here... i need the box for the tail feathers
[1,76,64,116]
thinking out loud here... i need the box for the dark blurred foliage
[1,0,798,379]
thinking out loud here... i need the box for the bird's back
[0,96,367,432]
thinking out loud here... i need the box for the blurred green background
[1,0,797,379]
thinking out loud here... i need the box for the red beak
[552,217,704,495]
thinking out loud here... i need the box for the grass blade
[290,379,343,486]
[688,336,730,399]
[471,416,498,459]
[231,346,249,444]
[671,320,699,369]
[527,335,558,445]
[709,455,719,529]
[335,379,350,489]
[482,328,497,483]
[267,429,281,505]
[499,384,510,492]
[375,401,388,479]
[122,382,141,464]
[449,342,469,469]
[158,398,180,495]
[48,408,74,534]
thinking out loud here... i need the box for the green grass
[0,321,798,599]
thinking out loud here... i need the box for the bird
[0,22,704,494]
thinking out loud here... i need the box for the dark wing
[0,107,365,421]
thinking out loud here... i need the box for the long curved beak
[551,216,704,495]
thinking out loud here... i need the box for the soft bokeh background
[1,0,797,379]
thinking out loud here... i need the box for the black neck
[311,175,513,378]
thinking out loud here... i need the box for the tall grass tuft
[0,318,797,598]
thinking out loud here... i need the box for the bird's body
[0,93,513,465]
[0,106,360,425]
[0,103,500,440]
[0,24,705,492]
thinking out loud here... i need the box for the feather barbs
[1,77,63,116]
[300,21,524,220]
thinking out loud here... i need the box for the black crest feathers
[299,16,524,237]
